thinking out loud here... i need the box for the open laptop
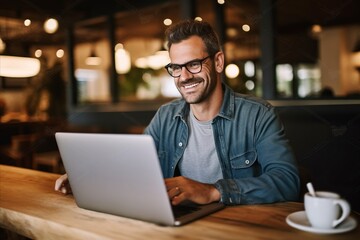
[55,132,225,226]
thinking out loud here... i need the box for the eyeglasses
[165,56,211,77]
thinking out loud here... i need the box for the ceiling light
[311,24,322,34]
[24,19,31,26]
[226,28,238,38]
[163,18,172,26]
[225,64,240,78]
[0,55,41,78]
[134,46,170,70]
[35,49,42,58]
[115,48,131,74]
[242,24,250,32]
[85,47,101,66]
[147,49,170,70]
[244,61,255,77]
[245,80,255,90]
[135,57,148,69]
[56,49,64,58]
[44,18,58,34]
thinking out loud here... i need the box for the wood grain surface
[0,165,359,239]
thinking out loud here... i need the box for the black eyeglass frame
[164,55,212,77]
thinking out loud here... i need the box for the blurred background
[0,0,359,211]
[0,0,359,119]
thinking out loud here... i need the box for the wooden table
[0,165,359,240]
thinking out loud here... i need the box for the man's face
[169,36,218,104]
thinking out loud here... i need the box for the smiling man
[55,19,300,206]
[144,19,300,206]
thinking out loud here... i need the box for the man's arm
[165,176,221,205]
[215,106,300,205]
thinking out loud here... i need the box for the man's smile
[184,82,200,89]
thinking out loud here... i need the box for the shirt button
[245,160,250,165]
[178,142,183,147]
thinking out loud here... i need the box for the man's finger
[55,174,68,191]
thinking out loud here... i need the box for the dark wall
[276,104,360,212]
[66,110,156,133]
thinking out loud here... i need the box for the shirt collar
[217,83,235,120]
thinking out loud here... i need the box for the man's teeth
[184,83,199,89]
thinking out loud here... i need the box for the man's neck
[190,84,223,122]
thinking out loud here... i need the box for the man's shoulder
[222,83,272,111]
[233,92,273,110]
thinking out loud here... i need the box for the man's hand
[54,174,72,194]
[165,176,221,205]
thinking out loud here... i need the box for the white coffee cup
[304,191,350,229]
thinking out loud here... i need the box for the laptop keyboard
[172,204,201,218]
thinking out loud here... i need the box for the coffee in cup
[304,191,350,229]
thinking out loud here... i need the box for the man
[56,19,300,206]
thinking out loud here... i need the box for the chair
[31,133,62,173]
[2,134,38,168]
[32,151,61,173]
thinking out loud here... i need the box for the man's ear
[214,51,225,73]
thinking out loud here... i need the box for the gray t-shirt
[178,110,223,184]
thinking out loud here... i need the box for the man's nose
[179,66,193,81]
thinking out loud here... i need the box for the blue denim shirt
[144,84,300,205]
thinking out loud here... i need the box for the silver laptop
[55,132,224,226]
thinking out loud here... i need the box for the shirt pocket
[230,150,257,169]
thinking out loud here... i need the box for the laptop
[55,132,225,226]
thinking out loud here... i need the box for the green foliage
[118,67,155,97]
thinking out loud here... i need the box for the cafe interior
[0,0,359,214]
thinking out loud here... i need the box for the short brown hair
[165,20,221,56]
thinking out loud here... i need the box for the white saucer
[286,211,357,234]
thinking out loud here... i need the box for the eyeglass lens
[166,56,210,77]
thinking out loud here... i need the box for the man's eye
[172,65,181,71]
[188,61,200,68]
